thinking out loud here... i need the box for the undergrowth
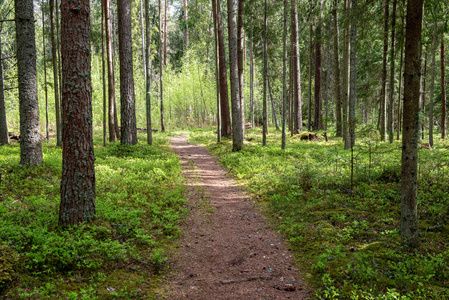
[0,132,186,299]
[189,127,449,299]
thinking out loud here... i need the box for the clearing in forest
[160,135,308,299]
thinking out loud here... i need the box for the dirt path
[161,136,308,299]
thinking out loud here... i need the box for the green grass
[189,126,449,299]
[0,132,186,299]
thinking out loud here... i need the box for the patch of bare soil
[160,136,309,299]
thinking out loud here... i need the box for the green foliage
[0,132,186,298]
[190,128,449,299]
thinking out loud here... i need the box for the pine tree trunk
[250,39,255,129]
[228,0,243,150]
[268,77,279,130]
[441,40,446,139]
[237,0,245,135]
[104,0,118,142]
[118,0,138,144]
[212,0,221,142]
[396,12,405,141]
[184,0,189,48]
[262,0,268,146]
[15,0,43,166]
[214,0,231,137]
[282,0,288,150]
[387,0,397,143]
[140,0,146,80]
[291,0,302,133]
[380,0,389,142]
[164,0,167,65]
[421,50,427,140]
[145,0,153,145]
[308,1,313,131]
[50,0,62,146]
[314,19,322,131]
[101,0,107,147]
[401,0,424,247]
[59,0,95,226]
[428,19,437,147]
[342,0,350,149]
[159,0,166,132]
[333,0,342,137]
[349,0,357,147]
[0,33,8,145]
[325,17,332,132]
[42,2,49,142]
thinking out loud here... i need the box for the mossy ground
[0,132,186,299]
[189,126,449,299]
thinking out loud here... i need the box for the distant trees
[59,0,95,226]
[15,0,43,166]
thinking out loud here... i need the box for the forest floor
[158,135,309,299]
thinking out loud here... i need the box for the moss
[0,244,19,291]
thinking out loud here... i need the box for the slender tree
[118,0,138,144]
[333,0,342,137]
[15,0,43,166]
[212,0,221,142]
[237,0,245,134]
[282,0,288,150]
[428,20,437,147]
[380,0,389,142]
[342,0,350,149]
[292,0,302,133]
[387,0,397,143]
[42,1,49,142]
[101,0,107,147]
[59,0,95,226]
[401,0,424,247]
[0,32,8,145]
[307,0,313,131]
[140,0,146,80]
[164,0,167,65]
[249,39,255,129]
[396,11,405,140]
[104,0,119,142]
[159,0,166,132]
[441,39,446,139]
[50,0,62,146]
[262,0,268,146]
[349,0,357,147]
[184,0,189,48]
[314,10,322,131]
[145,0,153,145]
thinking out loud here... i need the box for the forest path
[159,135,308,299]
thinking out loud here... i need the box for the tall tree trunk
[145,0,153,145]
[118,0,138,144]
[428,19,437,147]
[380,0,389,141]
[401,0,424,247]
[324,16,332,132]
[15,0,43,166]
[42,2,49,142]
[292,0,302,133]
[0,33,8,145]
[164,0,167,65]
[289,54,294,136]
[441,39,446,139]
[250,39,255,129]
[104,0,118,142]
[396,11,405,141]
[387,0,397,143]
[184,0,189,48]
[228,0,243,150]
[282,0,288,150]
[262,0,268,146]
[333,0,342,137]
[50,0,62,146]
[237,0,245,135]
[214,0,231,137]
[349,0,357,147]
[59,0,95,226]
[421,50,427,140]
[159,0,165,132]
[212,0,221,142]
[342,0,350,149]
[307,1,313,131]
[140,0,146,80]
[314,16,322,131]
[101,0,107,147]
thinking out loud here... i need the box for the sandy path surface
[161,136,308,299]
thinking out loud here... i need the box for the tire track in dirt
[161,135,308,299]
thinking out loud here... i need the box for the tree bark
[333,0,342,137]
[401,0,424,247]
[342,0,350,149]
[349,0,357,147]
[237,0,245,135]
[282,0,288,150]
[262,0,268,146]
[164,0,167,65]
[118,0,138,145]
[0,33,8,145]
[441,39,446,139]
[228,0,243,150]
[42,2,49,142]
[15,0,43,166]
[308,0,313,131]
[145,0,153,145]
[50,0,62,146]
[396,12,405,141]
[101,0,107,147]
[104,0,119,142]
[387,0,397,143]
[380,0,389,142]
[159,0,166,132]
[314,18,322,131]
[184,0,189,48]
[428,19,437,147]
[59,0,95,226]
[250,39,255,129]
[212,0,221,142]
[214,0,231,137]
[292,0,302,133]
[268,77,279,130]
[140,0,146,80]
